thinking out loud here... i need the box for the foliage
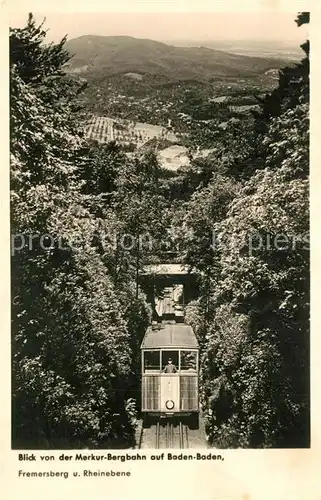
[11,15,148,449]
[209,108,307,447]
[175,13,309,448]
[111,150,172,266]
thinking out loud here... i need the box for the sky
[8,11,308,45]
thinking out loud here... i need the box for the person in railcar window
[163,358,177,373]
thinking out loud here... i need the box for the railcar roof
[141,323,199,349]
[141,263,192,276]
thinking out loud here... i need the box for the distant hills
[163,39,303,60]
[64,35,287,81]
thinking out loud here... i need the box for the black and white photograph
[10,8,310,452]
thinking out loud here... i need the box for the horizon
[9,12,308,48]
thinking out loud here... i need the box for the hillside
[65,35,286,81]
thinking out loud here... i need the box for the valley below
[67,34,293,170]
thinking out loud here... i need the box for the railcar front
[141,323,199,428]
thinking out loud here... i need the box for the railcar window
[180,351,197,371]
[143,351,160,373]
[162,351,179,372]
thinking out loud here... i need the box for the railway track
[138,419,189,449]
[153,419,189,449]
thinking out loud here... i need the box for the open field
[84,115,177,146]
[85,116,114,143]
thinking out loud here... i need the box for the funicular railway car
[141,322,199,428]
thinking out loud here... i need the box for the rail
[153,419,188,449]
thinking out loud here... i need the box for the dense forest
[11,13,309,448]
